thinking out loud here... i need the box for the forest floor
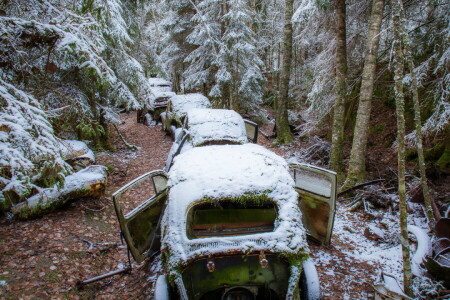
[0,111,446,299]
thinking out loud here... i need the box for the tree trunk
[276,0,294,144]
[329,0,348,176]
[11,166,108,220]
[396,0,438,226]
[342,0,385,189]
[392,1,412,295]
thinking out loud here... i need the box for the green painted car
[112,144,336,299]
[161,94,211,138]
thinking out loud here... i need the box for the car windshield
[186,200,277,239]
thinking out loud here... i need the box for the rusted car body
[164,108,258,171]
[112,143,337,299]
[160,94,211,138]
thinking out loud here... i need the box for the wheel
[300,258,320,300]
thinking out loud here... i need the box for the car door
[289,163,337,245]
[244,119,258,143]
[112,170,168,263]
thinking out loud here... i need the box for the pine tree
[276,0,294,144]
[329,0,347,175]
[210,0,265,112]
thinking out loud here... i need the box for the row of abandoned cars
[113,78,338,299]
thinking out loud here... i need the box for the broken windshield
[186,200,277,239]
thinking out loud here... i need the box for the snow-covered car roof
[162,143,308,271]
[151,90,176,99]
[186,108,247,146]
[148,77,171,87]
[170,93,211,117]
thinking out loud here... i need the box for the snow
[154,275,169,300]
[316,202,433,298]
[60,140,95,162]
[408,225,430,276]
[169,93,211,117]
[292,166,333,197]
[384,273,409,296]
[162,144,309,273]
[148,77,172,89]
[185,108,247,146]
[368,224,385,239]
[15,165,107,215]
[303,258,321,299]
[61,165,107,194]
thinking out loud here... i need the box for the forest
[0,0,449,299]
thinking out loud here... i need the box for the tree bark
[11,166,108,220]
[329,0,348,176]
[396,0,438,226]
[276,0,294,144]
[392,1,412,295]
[342,0,385,190]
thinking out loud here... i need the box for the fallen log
[11,165,108,219]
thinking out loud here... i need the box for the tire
[300,258,320,300]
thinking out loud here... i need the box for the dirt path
[0,112,172,299]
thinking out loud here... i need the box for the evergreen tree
[329,0,347,175]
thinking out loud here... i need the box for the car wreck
[161,93,211,138]
[138,77,175,123]
[164,108,258,171]
[113,143,337,299]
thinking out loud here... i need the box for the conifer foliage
[165,0,265,112]
[0,0,154,208]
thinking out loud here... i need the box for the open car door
[244,119,258,143]
[112,170,168,263]
[289,163,337,245]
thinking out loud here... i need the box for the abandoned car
[164,108,258,171]
[137,77,175,123]
[148,77,173,92]
[148,77,176,122]
[112,143,337,299]
[160,93,211,138]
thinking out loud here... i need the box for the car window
[186,200,277,239]
[112,170,168,262]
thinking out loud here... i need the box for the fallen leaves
[0,112,171,299]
